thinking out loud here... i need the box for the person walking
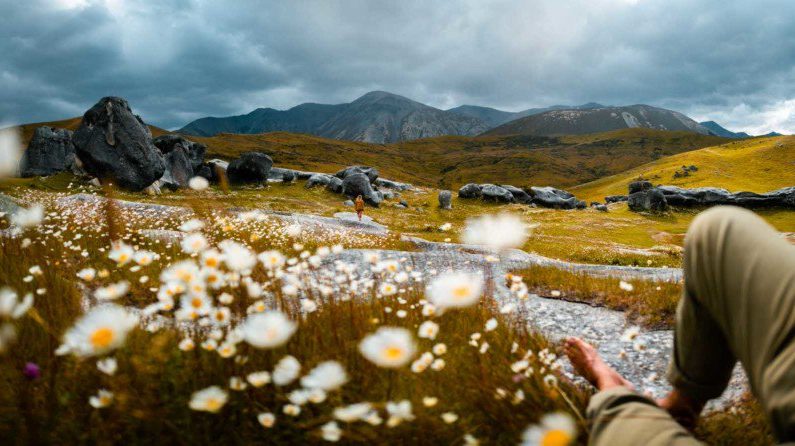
[565,206,795,445]
[354,195,365,221]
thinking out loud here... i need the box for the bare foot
[657,389,706,430]
[564,337,634,391]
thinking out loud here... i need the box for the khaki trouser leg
[588,206,795,445]
[587,387,703,445]
[667,206,795,440]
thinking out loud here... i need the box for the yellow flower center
[90,327,115,348]
[452,285,471,300]
[541,429,571,446]
[206,258,218,267]
[205,398,221,411]
[384,346,404,360]
[191,298,203,308]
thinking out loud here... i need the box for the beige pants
[588,206,795,445]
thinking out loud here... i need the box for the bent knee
[686,206,758,249]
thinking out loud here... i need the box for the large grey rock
[159,146,193,190]
[342,173,381,207]
[438,190,452,209]
[0,193,20,217]
[605,195,628,203]
[629,180,653,194]
[226,152,273,184]
[529,186,584,209]
[205,159,228,182]
[480,184,515,203]
[20,126,77,177]
[72,97,166,191]
[305,173,333,189]
[335,166,379,183]
[152,135,206,173]
[458,183,483,199]
[628,188,669,212]
[374,178,412,191]
[326,176,344,193]
[657,185,795,209]
[500,185,532,204]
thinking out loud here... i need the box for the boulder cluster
[457,183,586,210]
[304,165,408,207]
[626,180,795,212]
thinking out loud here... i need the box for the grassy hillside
[189,128,725,189]
[572,136,795,202]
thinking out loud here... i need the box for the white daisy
[241,311,297,349]
[359,327,416,368]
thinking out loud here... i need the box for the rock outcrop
[72,97,165,191]
[626,183,795,212]
[500,185,533,204]
[19,127,77,177]
[159,147,193,190]
[605,195,628,203]
[458,183,483,199]
[438,190,452,209]
[342,173,381,207]
[628,188,669,212]
[152,135,206,173]
[528,186,586,209]
[335,165,379,183]
[226,152,273,184]
[480,184,515,203]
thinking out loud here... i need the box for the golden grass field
[3,122,792,445]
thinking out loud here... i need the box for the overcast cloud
[1,0,794,134]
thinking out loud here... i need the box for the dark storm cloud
[2,0,795,133]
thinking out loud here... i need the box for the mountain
[179,91,487,143]
[314,91,487,143]
[699,121,751,139]
[447,103,604,127]
[482,104,711,137]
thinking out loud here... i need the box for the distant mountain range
[180,91,486,143]
[483,105,713,137]
[698,120,782,139]
[179,90,777,143]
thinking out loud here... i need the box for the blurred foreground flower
[188,176,209,191]
[10,204,45,228]
[241,311,297,349]
[426,272,483,311]
[300,361,348,391]
[189,386,228,413]
[521,412,576,446]
[462,213,535,250]
[23,362,41,380]
[359,327,416,368]
[58,305,138,357]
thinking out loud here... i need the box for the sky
[1,0,795,134]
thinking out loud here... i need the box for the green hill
[572,135,795,202]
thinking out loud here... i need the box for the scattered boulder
[326,176,344,193]
[343,199,354,207]
[335,166,379,183]
[282,170,296,183]
[381,190,396,200]
[438,190,452,209]
[342,173,381,207]
[458,183,483,199]
[159,147,193,190]
[374,178,412,191]
[480,184,515,203]
[657,185,795,209]
[628,188,669,213]
[529,186,585,209]
[226,152,273,184]
[205,159,229,182]
[305,173,333,189]
[393,203,407,209]
[399,199,409,207]
[72,97,166,191]
[605,195,628,203]
[20,127,77,177]
[628,180,653,194]
[0,193,20,217]
[594,203,609,212]
[500,185,532,204]
[152,135,206,173]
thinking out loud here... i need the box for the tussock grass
[511,265,682,329]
